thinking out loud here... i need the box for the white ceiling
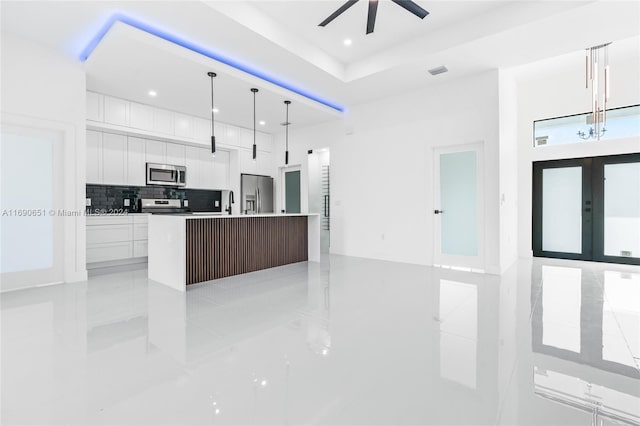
[249,0,505,64]
[86,22,341,134]
[1,0,639,134]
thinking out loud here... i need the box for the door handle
[257,188,260,214]
[434,210,444,214]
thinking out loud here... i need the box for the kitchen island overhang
[148,214,320,291]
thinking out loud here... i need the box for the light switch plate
[215,200,219,207]
[184,200,189,207]
[86,198,91,206]
[123,199,130,207]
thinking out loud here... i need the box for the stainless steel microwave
[146,163,186,187]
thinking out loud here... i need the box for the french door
[533,153,640,265]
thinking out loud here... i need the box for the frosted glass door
[285,170,301,214]
[542,167,583,253]
[440,151,478,256]
[434,143,484,270]
[533,158,590,261]
[603,162,640,258]
[533,153,639,265]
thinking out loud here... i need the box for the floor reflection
[1,256,638,425]
[528,261,640,426]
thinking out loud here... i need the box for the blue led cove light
[79,13,344,112]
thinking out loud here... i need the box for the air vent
[428,66,448,76]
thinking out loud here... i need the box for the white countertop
[150,213,320,220]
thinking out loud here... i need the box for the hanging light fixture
[283,100,292,165]
[207,72,217,156]
[251,88,259,161]
[579,42,611,140]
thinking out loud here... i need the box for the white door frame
[278,164,301,213]
[432,141,485,271]
[0,120,67,290]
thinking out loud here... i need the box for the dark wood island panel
[185,216,308,284]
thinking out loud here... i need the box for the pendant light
[283,100,291,165]
[579,42,612,140]
[207,72,217,156]
[251,88,259,161]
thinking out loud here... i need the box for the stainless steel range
[139,199,189,214]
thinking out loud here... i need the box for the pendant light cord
[210,75,215,135]
[286,102,289,152]
[207,72,217,156]
[251,88,258,160]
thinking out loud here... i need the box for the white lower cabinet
[86,215,149,267]
[87,224,131,245]
[133,223,148,240]
[87,242,133,263]
[133,240,148,258]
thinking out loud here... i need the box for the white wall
[498,70,520,272]
[273,119,344,215]
[1,33,87,290]
[276,71,505,273]
[515,37,640,258]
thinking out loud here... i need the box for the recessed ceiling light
[148,90,157,97]
[259,120,266,126]
[343,39,352,46]
[212,108,219,113]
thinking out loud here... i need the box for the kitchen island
[148,213,320,291]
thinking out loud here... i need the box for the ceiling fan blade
[319,0,359,27]
[366,0,378,34]
[390,0,429,19]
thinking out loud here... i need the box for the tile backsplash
[86,185,222,213]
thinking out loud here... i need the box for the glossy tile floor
[2,256,639,425]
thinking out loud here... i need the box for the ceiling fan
[319,0,429,35]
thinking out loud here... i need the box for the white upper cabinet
[174,113,194,139]
[256,132,273,153]
[127,137,146,186]
[103,96,129,126]
[184,146,230,190]
[87,129,237,188]
[239,128,253,149]
[185,146,202,189]
[87,92,274,152]
[146,140,166,164]
[166,143,186,167]
[86,92,103,122]
[129,102,153,131]
[201,153,216,190]
[238,146,273,178]
[213,150,230,189]
[239,148,258,176]
[225,125,239,147]
[86,130,102,184]
[102,133,127,185]
[153,108,173,135]
[193,117,211,146]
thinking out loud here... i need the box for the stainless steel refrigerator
[241,174,274,214]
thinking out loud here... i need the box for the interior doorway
[433,142,485,271]
[532,153,640,265]
[308,148,330,253]
[284,170,301,214]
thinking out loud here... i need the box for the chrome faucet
[225,190,234,215]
